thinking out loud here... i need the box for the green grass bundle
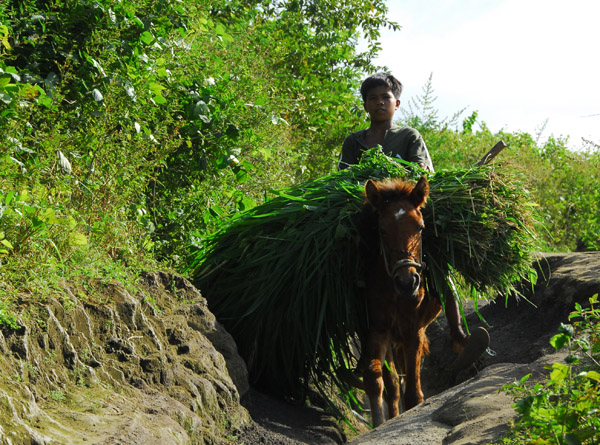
[186,147,538,398]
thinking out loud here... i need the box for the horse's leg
[363,331,389,427]
[382,347,400,420]
[394,345,407,412]
[420,290,443,327]
[401,329,426,410]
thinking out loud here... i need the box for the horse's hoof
[451,327,490,370]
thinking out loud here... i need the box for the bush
[501,294,600,444]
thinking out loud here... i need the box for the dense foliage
[1,1,598,284]
[0,0,394,278]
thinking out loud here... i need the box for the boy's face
[363,85,400,122]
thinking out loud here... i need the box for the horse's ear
[410,176,429,208]
[365,179,382,208]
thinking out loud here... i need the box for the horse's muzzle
[392,261,421,298]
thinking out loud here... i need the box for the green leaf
[564,354,578,364]
[140,31,154,45]
[42,208,60,224]
[37,93,53,108]
[585,370,600,382]
[0,24,12,50]
[4,191,15,205]
[550,333,568,350]
[132,17,144,28]
[237,195,256,211]
[68,233,88,246]
[254,96,267,106]
[152,95,167,105]
[67,215,77,230]
[0,75,11,89]
[149,82,166,95]
[235,168,249,183]
[515,395,533,415]
[30,217,45,230]
[1,239,14,250]
[519,373,531,385]
[214,23,226,36]
[549,362,569,383]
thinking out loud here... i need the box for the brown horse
[359,176,442,427]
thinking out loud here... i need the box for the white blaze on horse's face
[394,208,406,220]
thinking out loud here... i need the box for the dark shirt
[338,125,434,171]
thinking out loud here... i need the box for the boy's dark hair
[360,72,403,102]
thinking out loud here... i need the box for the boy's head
[360,72,403,102]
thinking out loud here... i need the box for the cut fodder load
[186,147,538,399]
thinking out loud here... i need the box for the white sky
[370,0,600,149]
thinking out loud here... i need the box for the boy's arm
[404,129,434,172]
[338,134,359,170]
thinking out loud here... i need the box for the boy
[339,72,489,372]
[338,72,433,172]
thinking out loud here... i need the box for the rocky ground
[0,252,597,444]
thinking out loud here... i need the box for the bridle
[379,229,426,279]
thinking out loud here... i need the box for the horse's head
[365,177,429,300]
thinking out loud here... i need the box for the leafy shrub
[0,0,396,272]
[501,294,600,444]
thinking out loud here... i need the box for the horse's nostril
[393,272,420,295]
[413,273,421,289]
[414,273,421,290]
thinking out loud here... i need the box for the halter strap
[379,230,425,278]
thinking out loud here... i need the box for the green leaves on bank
[501,294,600,444]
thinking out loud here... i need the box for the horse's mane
[364,178,416,204]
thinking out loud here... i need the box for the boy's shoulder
[388,125,422,137]
[346,128,368,139]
